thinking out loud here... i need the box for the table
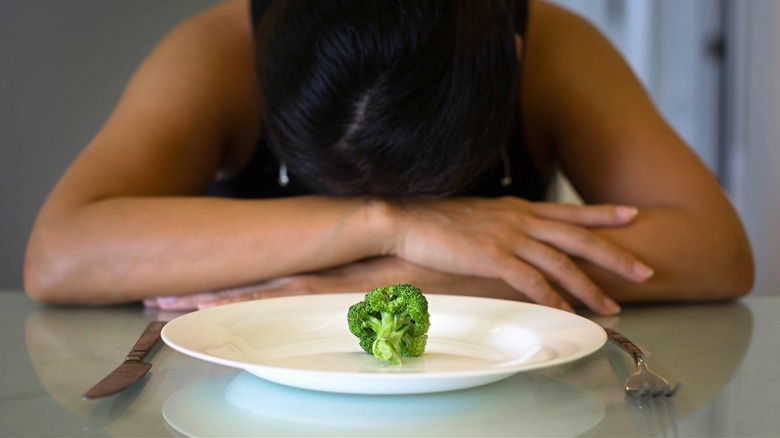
[1,290,778,437]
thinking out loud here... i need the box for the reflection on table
[1,290,775,437]
[163,371,604,437]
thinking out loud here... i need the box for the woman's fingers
[147,283,279,310]
[498,214,648,314]
[495,256,576,313]
[395,197,650,315]
[511,239,621,315]
[198,289,290,309]
[526,217,654,283]
[530,202,639,227]
[144,295,197,310]
[143,297,161,308]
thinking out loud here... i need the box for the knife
[82,321,166,400]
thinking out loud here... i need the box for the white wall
[549,0,722,173]
[725,0,780,297]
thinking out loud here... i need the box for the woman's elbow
[707,238,755,301]
[24,249,64,304]
[23,239,82,305]
[724,245,754,299]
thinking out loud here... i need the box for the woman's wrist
[361,197,407,258]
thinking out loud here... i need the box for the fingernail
[603,298,622,315]
[633,261,654,280]
[616,206,639,221]
[198,301,217,310]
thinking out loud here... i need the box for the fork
[605,328,680,397]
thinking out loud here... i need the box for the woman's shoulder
[521,0,641,164]
[523,0,620,105]
[85,0,259,191]
[159,0,260,177]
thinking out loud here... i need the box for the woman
[24,0,753,314]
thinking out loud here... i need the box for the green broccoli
[347,284,431,365]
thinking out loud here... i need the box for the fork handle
[605,327,646,363]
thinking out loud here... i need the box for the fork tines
[628,382,681,398]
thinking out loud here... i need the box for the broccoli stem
[366,310,411,365]
[372,338,401,364]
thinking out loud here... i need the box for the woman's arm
[23,1,393,305]
[521,1,753,302]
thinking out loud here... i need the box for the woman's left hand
[144,256,523,310]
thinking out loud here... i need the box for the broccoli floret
[347,284,430,365]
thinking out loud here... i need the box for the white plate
[162,293,606,394]
[163,371,606,437]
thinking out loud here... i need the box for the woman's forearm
[24,195,394,305]
[581,205,753,304]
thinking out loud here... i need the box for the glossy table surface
[1,290,778,437]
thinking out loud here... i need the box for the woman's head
[255,0,521,197]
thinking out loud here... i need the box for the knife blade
[82,321,166,400]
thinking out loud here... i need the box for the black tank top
[208,0,550,201]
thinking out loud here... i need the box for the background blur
[1,0,778,296]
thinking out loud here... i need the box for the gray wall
[0,1,220,289]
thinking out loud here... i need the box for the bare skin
[24,0,753,314]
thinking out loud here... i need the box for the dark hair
[255,0,520,198]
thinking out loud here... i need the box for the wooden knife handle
[127,321,166,361]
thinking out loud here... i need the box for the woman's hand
[389,197,654,315]
[147,197,652,314]
[145,256,524,310]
